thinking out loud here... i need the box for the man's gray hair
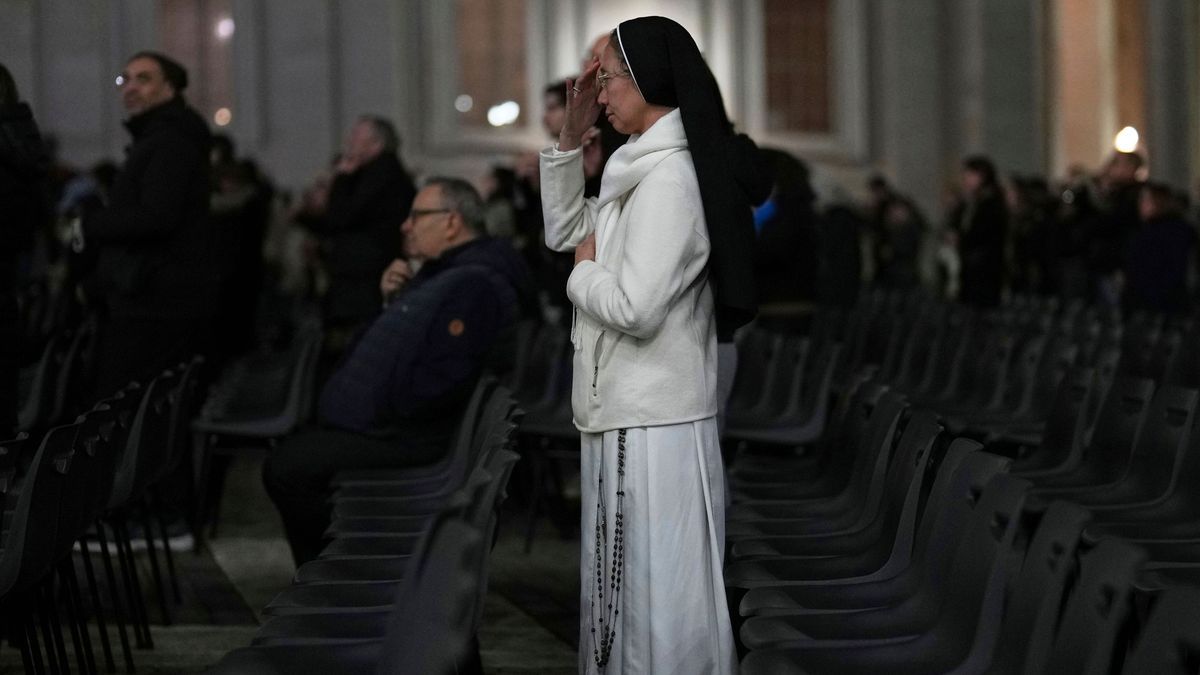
[359,115,400,154]
[426,176,486,234]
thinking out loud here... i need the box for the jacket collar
[597,107,687,209]
[123,96,185,139]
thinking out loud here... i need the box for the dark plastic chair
[726,336,810,430]
[209,518,484,675]
[193,325,322,538]
[1007,366,1095,475]
[1031,385,1197,508]
[730,441,1005,607]
[1022,376,1153,491]
[729,383,892,507]
[984,501,1092,674]
[725,343,843,448]
[1120,585,1200,674]
[738,474,1031,674]
[728,391,906,530]
[729,410,941,558]
[17,332,65,432]
[1042,539,1147,675]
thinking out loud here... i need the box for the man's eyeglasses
[409,208,452,220]
[597,69,631,90]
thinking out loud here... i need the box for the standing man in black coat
[78,51,217,395]
[297,116,416,345]
[0,63,48,436]
[948,155,1009,308]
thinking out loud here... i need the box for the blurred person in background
[947,155,1008,308]
[294,115,415,354]
[1124,181,1196,315]
[0,63,48,436]
[78,51,217,395]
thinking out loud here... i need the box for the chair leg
[94,524,136,672]
[206,453,232,540]
[57,560,94,675]
[77,539,116,673]
[523,444,546,553]
[62,557,99,675]
[112,518,153,649]
[192,431,213,551]
[24,605,47,675]
[37,580,68,674]
[137,504,172,625]
[151,499,183,603]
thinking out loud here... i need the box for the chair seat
[294,554,413,584]
[264,580,404,616]
[254,610,391,644]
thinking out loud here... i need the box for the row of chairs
[18,317,96,437]
[211,378,523,674]
[1,356,204,674]
[190,321,324,547]
[726,378,1200,673]
[723,291,1200,671]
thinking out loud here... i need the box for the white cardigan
[541,109,718,433]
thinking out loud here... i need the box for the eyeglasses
[597,69,631,90]
[409,208,452,220]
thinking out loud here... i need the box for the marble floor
[0,454,581,673]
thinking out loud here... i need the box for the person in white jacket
[541,16,765,674]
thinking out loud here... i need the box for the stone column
[1144,0,1194,190]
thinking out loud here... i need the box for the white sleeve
[540,145,596,252]
[566,170,705,340]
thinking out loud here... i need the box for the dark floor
[0,454,581,673]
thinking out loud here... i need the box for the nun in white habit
[540,15,770,674]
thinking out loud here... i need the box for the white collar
[598,108,687,208]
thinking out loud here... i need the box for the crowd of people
[4,21,1200,672]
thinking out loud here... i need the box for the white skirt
[578,417,735,675]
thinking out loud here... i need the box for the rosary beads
[591,428,627,670]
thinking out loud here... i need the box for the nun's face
[596,41,648,135]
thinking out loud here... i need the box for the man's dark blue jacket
[317,236,533,436]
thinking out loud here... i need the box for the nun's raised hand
[558,59,602,152]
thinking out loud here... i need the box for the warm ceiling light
[1114,126,1139,153]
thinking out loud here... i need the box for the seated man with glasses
[263,176,534,565]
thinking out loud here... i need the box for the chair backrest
[910,442,1010,584]
[730,332,785,415]
[502,318,539,391]
[48,317,97,426]
[469,448,521,630]
[1004,333,1048,414]
[1077,376,1155,486]
[811,381,889,481]
[156,356,205,484]
[375,519,484,675]
[894,474,1032,673]
[17,331,65,432]
[1015,366,1095,474]
[774,337,813,420]
[1121,585,1200,674]
[871,410,941,550]
[839,390,907,517]
[1116,384,1198,499]
[934,312,983,401]
[0,421,77,596]
[106,371,176,510]
[1045,539,1147,674]
[290,326,324,429]
[53,406,114,548]
[446,376,498,470]
[792,342,843,427]
[890,303,945,391]
[988,500,1092,674]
